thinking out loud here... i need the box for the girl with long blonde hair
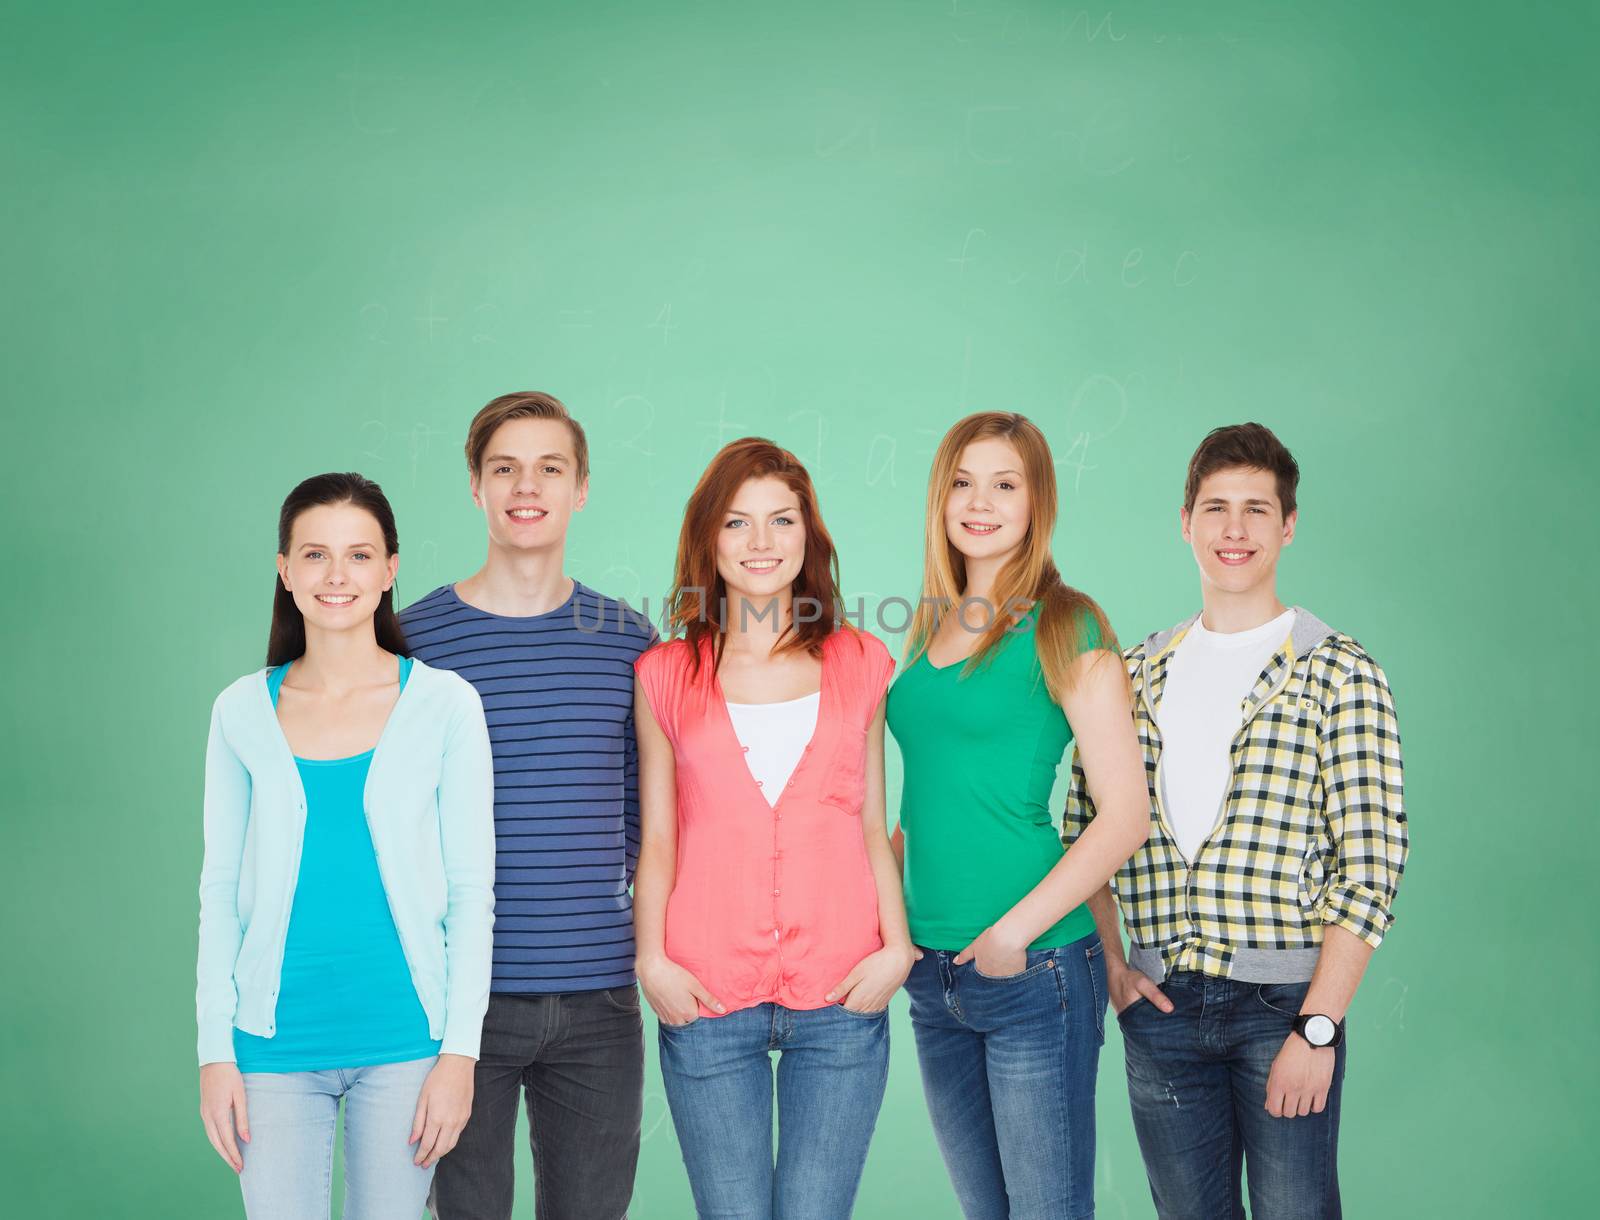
[886,412,1150,1219]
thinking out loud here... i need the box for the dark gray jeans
[428,987,644,1220]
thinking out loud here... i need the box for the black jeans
[429,987,644,1220]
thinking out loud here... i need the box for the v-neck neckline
[706,634,835,811]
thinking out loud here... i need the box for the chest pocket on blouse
[819,722,868,815]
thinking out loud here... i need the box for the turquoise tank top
[233,655,442,1072]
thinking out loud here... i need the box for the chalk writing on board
[698,397,748,451]
[1097,1155,1136,1220]
[611,394,657,460]
[1123,248,1146,288]
[814,99,879,159]
[358,420,388,464]
[641,1086,671,1145]
[905,428,944,483]
[1074,103,1136,177]
[1051,243,1202,288]
[471,302,500,344]
[597,555,643,606]
[414,295,448,342]
[648,303,677,347]
[405,422,450,487]
[1058,372,1132,492]
[359,303,390,345]
[1062,10,1126,43]
[1369,976,1408,1033]
[965,106,1021,165]
[951,5,1125,48]
[865,434,898,489]
[950,228,986,276]
[785,410,829,482]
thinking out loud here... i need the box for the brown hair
[268,472,409,667]
[1183,422,1299,517]
[464,391,590,482]
[906,412,1119,703]
[665,437,849,676]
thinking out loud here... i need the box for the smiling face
[275,502,398,635]
[944,437,1032,564]
[715,475,807,602]
[470,416,587,551]
[1181,466,1297,598]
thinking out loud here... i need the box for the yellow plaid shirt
[1063,607,1408,980]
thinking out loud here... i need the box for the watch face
[1304,1014,1336,1046]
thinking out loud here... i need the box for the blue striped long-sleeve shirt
[399,580,658,994]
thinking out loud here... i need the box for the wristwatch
[1292,1012,1345,1049]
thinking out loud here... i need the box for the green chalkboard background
[5,1,1594,1216]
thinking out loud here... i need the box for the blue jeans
[657,1002,890,1219]
[1116,972,1346,1220]
[904,932,1108,1220]
[238,1056,437,1219]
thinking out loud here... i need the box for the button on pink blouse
[634,627,896,1018]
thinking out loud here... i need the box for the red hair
[667,437,848,675]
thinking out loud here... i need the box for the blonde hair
[905,411,1119,702]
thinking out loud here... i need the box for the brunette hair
[665,437,849,675]
[1183,422,1299,517]
[906,411,1118,703]
[464,391,590,482]
[267,472,409,667]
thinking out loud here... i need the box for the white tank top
[724,691,821,807]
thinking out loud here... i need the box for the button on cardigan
[634,627,896,1018]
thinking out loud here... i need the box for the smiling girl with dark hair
[195,472,495,1219]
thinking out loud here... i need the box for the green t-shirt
[886,603,1102,951]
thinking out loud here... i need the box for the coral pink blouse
[634,627,896,1018]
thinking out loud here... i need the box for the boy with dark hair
[1065,422,1408,1220]
[401,391,657,1220]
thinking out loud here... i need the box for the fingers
[217,1104,244,1171]
[1266,1087,1320,1119]
[413,1116,443,1167]
[952,935,980,966]
[202,1113,242,1173]
[1138,977,1176,1014]
[826,969,862,1002]
[912,947,924,960]
[427,1121,464,1167]
[687,976,725,1014]
[409,1092,428,1146]
[233,1082,250,1145]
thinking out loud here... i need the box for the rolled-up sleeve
[1316,655,1408,947]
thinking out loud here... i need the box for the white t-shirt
[1156,608,1295,861]
[724,691,821,807]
